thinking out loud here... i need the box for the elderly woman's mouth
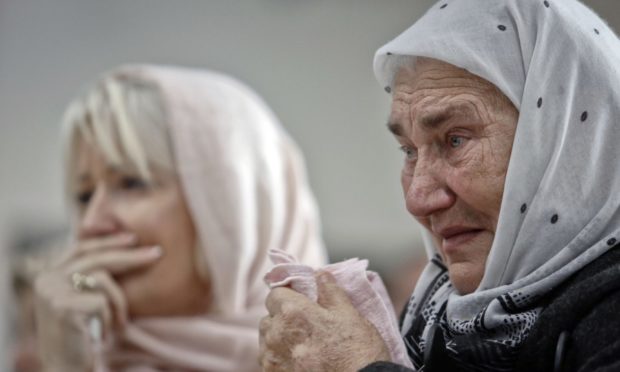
[437,227,485,254]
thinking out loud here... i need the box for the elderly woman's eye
[448,135,465,148]
[399,145,417,160]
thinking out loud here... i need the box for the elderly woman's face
[73,138,210,317]
[389,58,518,294]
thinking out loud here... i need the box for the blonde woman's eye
[120,176,149,191]
[400,145,417,160]
[76,190,93,205]
[449,136,465,148]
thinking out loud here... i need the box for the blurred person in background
[259,0,620,371]
[33,65,326,371]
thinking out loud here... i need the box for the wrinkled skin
[258,58,518,371]
[389,57,518,294]
[259,272,390,371]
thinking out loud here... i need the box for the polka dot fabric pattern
[374,0,620,370]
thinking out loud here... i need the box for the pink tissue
[264,249,413,368]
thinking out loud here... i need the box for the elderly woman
[34,65,326,371]
[260,0,620,371]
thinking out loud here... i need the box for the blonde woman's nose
[78,186,121,239]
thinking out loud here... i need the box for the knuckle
[261,351,285,372]
[280,302,312,327]
[285,325,311,346]
[259,316,271,336]
[273,312,312,348]
[266,287,284,308]
[264,324,281,348]
[280,300,303,318]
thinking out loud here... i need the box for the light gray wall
[0,0,440,268]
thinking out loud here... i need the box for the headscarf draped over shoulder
[103,65,327,371]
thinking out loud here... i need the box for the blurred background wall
[0,0,439,271]
[1,1,619,370]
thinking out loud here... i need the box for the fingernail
[122,233,137,243]
[88,317,103,342]
[149,245,163,257]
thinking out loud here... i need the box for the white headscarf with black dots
[374,0,620,369]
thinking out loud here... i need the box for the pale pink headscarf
[100,65,327,371]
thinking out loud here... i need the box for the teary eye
[448,135,465,148]
[400,145,417,160]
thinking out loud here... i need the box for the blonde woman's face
[73,138,210,318]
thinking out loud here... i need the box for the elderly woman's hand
[33,233,162,371]
[259,271,391,372]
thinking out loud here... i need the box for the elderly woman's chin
[447,262,485,295]
[439,230,493,295]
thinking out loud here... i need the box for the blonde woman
[34,65,326,371]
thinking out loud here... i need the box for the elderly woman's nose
[405,164,455,217]
[78,188,120,239]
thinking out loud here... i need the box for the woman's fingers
[88,270,128,328]
[49,243,160,333]
[35,286,113,370]
[265,287,310,317]
[74,233,137,255]
[34,257,119,370]
[53,292,112,339]
[65,245,162,276]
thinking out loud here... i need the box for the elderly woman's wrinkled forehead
[393,57,510,108]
